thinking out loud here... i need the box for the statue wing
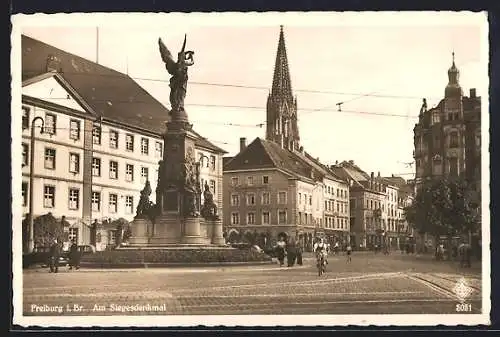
[158,38,177,75]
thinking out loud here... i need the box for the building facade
[413,53,481,197]
[20,35,225,252]
[413,53,481,246]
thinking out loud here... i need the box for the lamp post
[27,116,45,253]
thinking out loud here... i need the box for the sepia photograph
[11,12,490,327]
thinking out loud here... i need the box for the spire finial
[452,51,455,63]
[280,25,284,32]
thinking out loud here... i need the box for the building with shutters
[20,35,226,252]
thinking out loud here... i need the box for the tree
[404,177,479,239]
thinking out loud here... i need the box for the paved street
[22,252,482,316]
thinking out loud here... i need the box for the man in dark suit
[49,239,61,273]
[69,239,80,270]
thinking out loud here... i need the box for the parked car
[23,244,95,268]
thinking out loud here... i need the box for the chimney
[470,88,476,98]
[335,160,338,165]
[370,172,374,189]
[378,171,381,178]
[239,137,247,152]
[349,160,354,165]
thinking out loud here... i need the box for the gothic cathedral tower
[266,25,300,151]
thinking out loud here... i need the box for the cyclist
[313,238,328,268]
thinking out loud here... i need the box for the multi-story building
[332,161,389,249]
[222,26,350,250]
[413,53,481,199]
[20,35,225,252]
[413,53,481,246]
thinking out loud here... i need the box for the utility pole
[27,116,45,253]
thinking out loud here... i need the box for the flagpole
[96,27,99,64]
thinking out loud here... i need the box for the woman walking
[275,237,286,267]
[346,244,352,263]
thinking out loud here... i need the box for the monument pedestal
[182,216,205,244]
[210,219,225,245]
[148,214,182,245]
[129,217,152,246]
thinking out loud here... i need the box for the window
[450,131,459,148]
[109,130,118,149]
[69,188,80,209]
[109,194,118,213]
[69,153,80,173]
[262,192,270,204]
[69,119,80,140]
[246,193,256,205]
[231,177,239,186]
[92,125,101,145]
[125,196,134,214]
[155,141,163,158]
[247,212,255,225]
[338,202,341,213]
[370,200,373,210]
[22,143,28,166]
[126,134,134,152]
[22,106,30,130]
[324,200,328,210]
[231,212,239,225]
[262,211,270,225]
[210,155,216,170]
[247,176,253,185]
[44,113,56,135]
[337,188,340,197]
[44,148,56,169]
[125,164,134,182]
[109,161,118,179]
[92,191,101,211]
[68,228,78,244]
[432,112,440,124]
[141,137,149,155]
[309,196,312,205]
[278,210,286,224]
[278,191,287,204]
[231,194,240,206]
[22,182,28,206]
[92,157,101,177]
[43,185,55,208]
[263,176,269,184]
[298,212,303,224]
[209,180,216,194]
[141,167,149,183]
[299,193,302,204]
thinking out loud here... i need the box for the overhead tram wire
[22,70,443,101]
[32,97,420,121]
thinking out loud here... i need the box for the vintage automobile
[23,244,95,268]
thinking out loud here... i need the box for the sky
[17,12,488,180]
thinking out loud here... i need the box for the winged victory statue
[158,35,195,115]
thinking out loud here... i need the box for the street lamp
[27,116,45,253]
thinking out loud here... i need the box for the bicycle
[316,253,326,276]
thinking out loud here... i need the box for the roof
[223,137,349,185]
[22,35,225,154]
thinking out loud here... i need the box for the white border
[11,11,491,327]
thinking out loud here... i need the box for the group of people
[274,237,353,270]
[48,239,81,273]
[274,237,303,267]
[435,241,472,268]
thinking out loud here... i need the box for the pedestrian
[275,237,286,267]
[346,244,352,263]
[48,238,60,273]
[68,239,80,270]
[296,244,303,266]
[286,238,297,267]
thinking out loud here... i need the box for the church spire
[266,26,300,151]
[271,25,293,98]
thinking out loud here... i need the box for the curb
[79,260,275,269]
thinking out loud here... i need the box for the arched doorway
[227,229,240,243]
